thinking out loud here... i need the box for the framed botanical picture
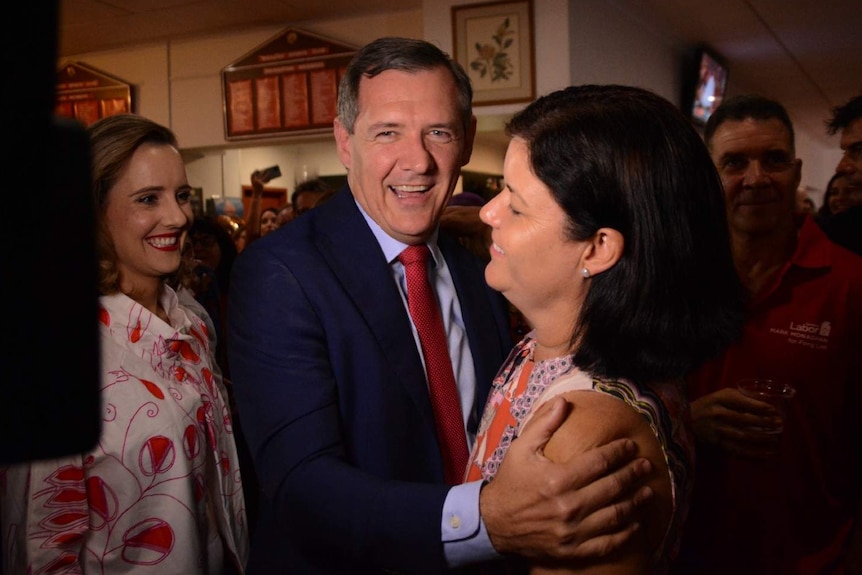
[452,0,535,106]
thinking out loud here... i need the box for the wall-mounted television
[685,46,729,126]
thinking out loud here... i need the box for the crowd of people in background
[2,33,861,575]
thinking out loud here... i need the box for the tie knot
[398,244,430,268]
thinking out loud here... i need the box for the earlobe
[582,228,624,277]
[792,158,803,189]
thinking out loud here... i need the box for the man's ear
[460,115,478,167]
[333,118,352,170]
[791,157,803,190]
[581,228,624,277]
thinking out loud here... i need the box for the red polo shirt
[676,216,862,575]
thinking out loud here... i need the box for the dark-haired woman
[468,85,746,574]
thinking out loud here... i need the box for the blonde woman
[1,114,248,574]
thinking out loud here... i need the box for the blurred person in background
[189,215,237,379]
[819,94,862,255]
[232,217,249,253]
[245,169,282,246]
[817,172,846,219]
[259,207,279,235]
[190,215,262,543]
[795,189,816,215]
[274,202,294,227]
[823,173,857,214]
[440,191,490,261]
[290,177,332,218]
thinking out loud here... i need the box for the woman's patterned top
[466,333,694,572]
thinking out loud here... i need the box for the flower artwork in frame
[452,0,535,106]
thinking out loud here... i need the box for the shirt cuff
[442,480,503,567]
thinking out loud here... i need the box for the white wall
[795,137,843,207]
[569,0,681,104]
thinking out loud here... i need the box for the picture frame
[452,0,535,106]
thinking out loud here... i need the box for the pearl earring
[582,268,591,278]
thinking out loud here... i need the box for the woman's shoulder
[543,378,657,451]
[541,377,681,569]
[536,373,689,465]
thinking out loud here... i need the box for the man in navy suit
[228,37,653,574]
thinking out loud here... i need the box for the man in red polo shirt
[672,95,862,574]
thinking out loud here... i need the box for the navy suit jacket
[228,187,513,574]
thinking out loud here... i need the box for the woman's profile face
[260,209,278,235]
[103,142,193,291]
[276,205,294,226]
[480,137,587,320]
[828,175,860,215]
[235,228,247,252]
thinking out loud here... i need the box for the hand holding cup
[690,379,796,459]
[735,378,796,434]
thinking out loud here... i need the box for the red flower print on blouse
[121,518,175,565]
[139,436,176,476]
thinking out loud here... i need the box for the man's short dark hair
[336,37,473,136]
[704,94,795,153]
[826,94,862,135]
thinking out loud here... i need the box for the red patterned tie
[399,244,469,485]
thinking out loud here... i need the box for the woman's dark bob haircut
[507,84,746,382]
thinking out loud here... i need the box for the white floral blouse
[0,287,248,574]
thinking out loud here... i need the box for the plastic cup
[736,378,796,434]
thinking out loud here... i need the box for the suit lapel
[313,189,437,423]
[311,190,509,443]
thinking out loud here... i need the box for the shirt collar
[791,214,833,271]
[354,197,442,267]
